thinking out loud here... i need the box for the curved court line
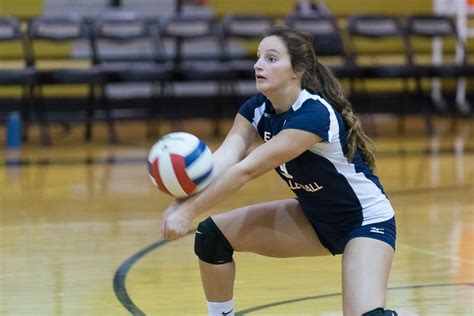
[114,233,473,315]
[113,241,165,316]
[113,231,194,316]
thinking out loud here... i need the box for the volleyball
[147,132,214,198]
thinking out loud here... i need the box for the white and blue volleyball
[147,132,214,198]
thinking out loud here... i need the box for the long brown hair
[264,25,376,170]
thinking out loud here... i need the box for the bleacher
[0,0,473,145]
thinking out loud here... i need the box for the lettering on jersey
[264,131,272,142]
[287,180,324,193]
[278,163,323,192]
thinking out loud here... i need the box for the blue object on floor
[6,111,21,149]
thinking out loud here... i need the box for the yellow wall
[207,0,432,17]
[0,0,43,19]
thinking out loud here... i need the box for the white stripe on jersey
[310,138,395,225]
[252,102,266,129]
[301,91,394,225]
[334,162,394,226]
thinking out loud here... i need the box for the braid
[312,61,376,169]
[340,104,376,169]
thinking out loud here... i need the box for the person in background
[294,0,331,17]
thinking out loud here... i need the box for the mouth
[255,74,267,80]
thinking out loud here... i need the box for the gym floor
[1,115,473,315]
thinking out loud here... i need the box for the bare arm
[211,114,257,178]
[161,127,321,240]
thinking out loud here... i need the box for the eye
[266,56,277,63]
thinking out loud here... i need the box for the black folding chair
[221,15,274,82]
[28,13,115,144]
[284,15,358,80]
[161,14,236,136]
[91,11,173,139]
[404,15,473,117]
[0,16,36,143]
[346,14,418,133]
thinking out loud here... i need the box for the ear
[293,65,305,79]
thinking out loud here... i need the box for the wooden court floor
[0,115,473,315]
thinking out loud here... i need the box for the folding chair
[346,14,418,133]
[0,16,36,143]
[28,13,115,144]
[91,11,173,139]
[284,15,358,80]
[404,15,473,117]
[221,15,274,82]
[161,14,236,136]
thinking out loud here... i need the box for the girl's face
[254,35,299,94]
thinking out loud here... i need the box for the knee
[194,217,234,264]
[363,307,398,315]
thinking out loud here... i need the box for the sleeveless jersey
[239,89,394,228]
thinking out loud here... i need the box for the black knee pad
[363,308,398,316]
[194,217,234,264]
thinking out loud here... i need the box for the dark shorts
[304,213,397,255]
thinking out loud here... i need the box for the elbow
[233,161,264,184]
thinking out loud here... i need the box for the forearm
[182,163,251,218]
[187,129,319,217]
[211,134,250,178]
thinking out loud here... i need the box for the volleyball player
[160,25,417,316]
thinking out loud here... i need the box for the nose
[254,57,264,71]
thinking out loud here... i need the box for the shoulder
[284,90,341,142]
[243,93,267,109]
[293,91,334,116]
[287,91,335,125]
[238,93,267,122]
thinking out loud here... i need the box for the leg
[199,260,235,302]
[342,237,393,315]
[342,237,418,316]
[197,198,330,303]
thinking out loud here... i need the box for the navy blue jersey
[239,89,394,228]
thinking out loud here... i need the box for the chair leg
[212,82,224,137]
[21,85,32,142]
[33,85,52,146]
[84,84,95,141]
[397,80,412,135]
[170,83,183,132]
[416,78,434,136]
[353,79,377,137]
[397,94,407,135]
[99,84,118,144]
[146,81,163,139]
